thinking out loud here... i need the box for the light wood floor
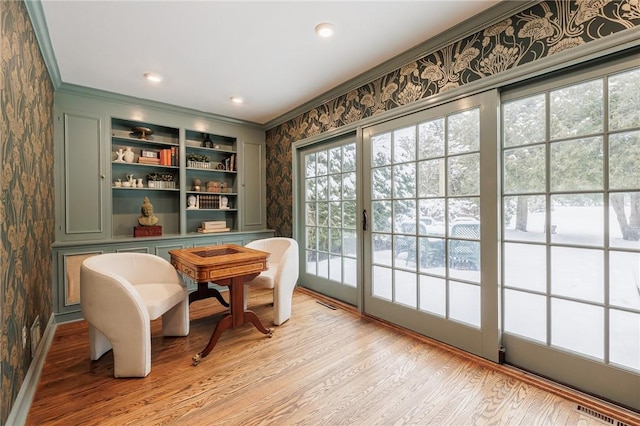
[27,288,640,425]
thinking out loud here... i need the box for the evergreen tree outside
[503,69,640,241]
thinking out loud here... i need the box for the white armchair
[244,238,299,325]
[80,253,189,378]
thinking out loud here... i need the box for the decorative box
[134,225,162,237]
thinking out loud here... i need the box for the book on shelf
[141,149,160,159]
[197,194,221,209]
[138,157,161,165]
[160,149,172,166]
[197,227,231,234]
[202,220,227,230]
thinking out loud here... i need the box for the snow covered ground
[306,205,640,372]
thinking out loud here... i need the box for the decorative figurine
[187,195,198,209]
[123,147,135,163]
[138,197,159,226]
[131,126,153,140]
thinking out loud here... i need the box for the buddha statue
[138,197,159,226]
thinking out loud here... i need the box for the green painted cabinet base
[52,230,274,323]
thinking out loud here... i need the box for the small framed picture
[141,149,159,159]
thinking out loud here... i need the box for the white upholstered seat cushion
[136,283,189,320]
[245,263,278,289]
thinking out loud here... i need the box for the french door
[293,54,639,411]
[297,135,360,305]
[500,55,640,410]
[362,92,499,360]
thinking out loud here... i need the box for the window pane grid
[501,67,640,371]
[304,144,358,287]
[370,107,482,327]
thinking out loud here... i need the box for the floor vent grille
[576,405,630,426]
[316,300,337,310]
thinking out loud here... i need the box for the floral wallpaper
[1,0,55,423]
[265,0,640,238]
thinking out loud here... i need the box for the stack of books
[197,194,221,209]
[197,220,230,233]
[138,156,160,165]
[137,147,177,166]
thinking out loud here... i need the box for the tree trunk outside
[627,193,640,241]
[610,193,637,240]
[516,196,528,232]
[629,193,640,227]
[611,193,628,236]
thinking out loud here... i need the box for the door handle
[362,209,368,231]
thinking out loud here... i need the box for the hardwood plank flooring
[27,288,640,425]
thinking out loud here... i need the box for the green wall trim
[23,0,61,89]
[5,314,56,426]
[56,83,264,130]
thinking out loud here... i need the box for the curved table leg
[209,288,230,307]
[189,284,229,307]
[244,310,273,337]
[193,314,233,365]
[192,274,272,366]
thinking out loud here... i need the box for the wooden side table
[169,244,272,365]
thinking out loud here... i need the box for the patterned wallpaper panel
[1,0,55,422]
[265,0,640,238]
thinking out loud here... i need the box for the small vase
[137,178,144,188]
[124,147,135,163]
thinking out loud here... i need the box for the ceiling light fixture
[230,96,244,104]
[315,22,335,38]
[144,72,163,83]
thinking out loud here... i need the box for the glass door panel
[298,136,359,305]
[363,91,499,360]
[501,59,640,411]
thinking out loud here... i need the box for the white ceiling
[39,0,502,126]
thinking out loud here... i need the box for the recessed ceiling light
[230,96,244,104]
[144,72,163,83]
[315,22,335,38]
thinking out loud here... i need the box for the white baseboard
[6,313,57,426]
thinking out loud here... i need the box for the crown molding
[24,0,62,89]
[25,0,261,129]
[264,0,538,130]
[56,83,264,130]
[287,30,640,149]
[26,0,536,131]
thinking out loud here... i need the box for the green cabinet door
[239,139,266,231]
[57,111,107,240]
